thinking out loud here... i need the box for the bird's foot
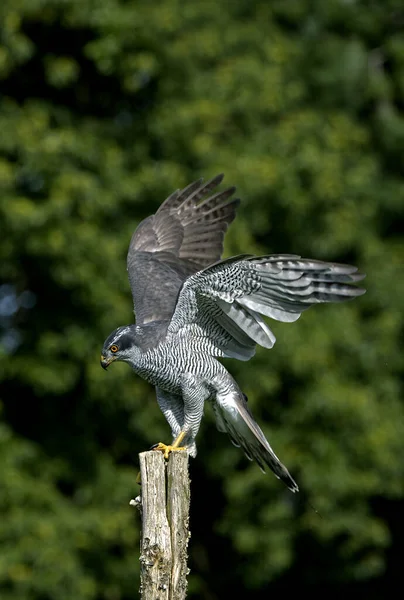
[151,442,187,460]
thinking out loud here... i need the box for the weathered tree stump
[132,451,190,599]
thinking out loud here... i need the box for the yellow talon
[152,442,187,460]
[151,431,187,459]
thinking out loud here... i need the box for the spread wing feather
[167,255,366,357]
[126,175,239,324]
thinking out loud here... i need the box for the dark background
[0,1,403,598]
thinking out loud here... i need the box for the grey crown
[101,174,366,492]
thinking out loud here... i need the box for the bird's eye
[110,344,119,353]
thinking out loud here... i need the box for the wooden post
[131,450,190,600]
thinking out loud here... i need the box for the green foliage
[1,0,403,597]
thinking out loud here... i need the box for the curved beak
[100,355,115,370]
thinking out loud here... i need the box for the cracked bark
[134,451,190,600]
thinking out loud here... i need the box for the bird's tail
[212,388,299,493]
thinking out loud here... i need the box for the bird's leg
[151,388,188,459]
[153,376,209,459]
[152,431,187,459]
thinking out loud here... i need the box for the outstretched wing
[167,254,366,359]
[127,174,239,325]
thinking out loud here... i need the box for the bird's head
[100,325,138,370]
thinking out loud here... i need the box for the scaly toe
[152,442,187,460]
[165,445,187,459]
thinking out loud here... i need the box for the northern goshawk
[101,174,365,492]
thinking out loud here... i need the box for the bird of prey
[101,174,365,492]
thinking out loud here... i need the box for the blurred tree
[0,0,403,598]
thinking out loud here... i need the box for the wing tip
[211,172,225,185]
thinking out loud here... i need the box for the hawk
[101,174,365,492]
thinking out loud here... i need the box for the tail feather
[213,389,299,493]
